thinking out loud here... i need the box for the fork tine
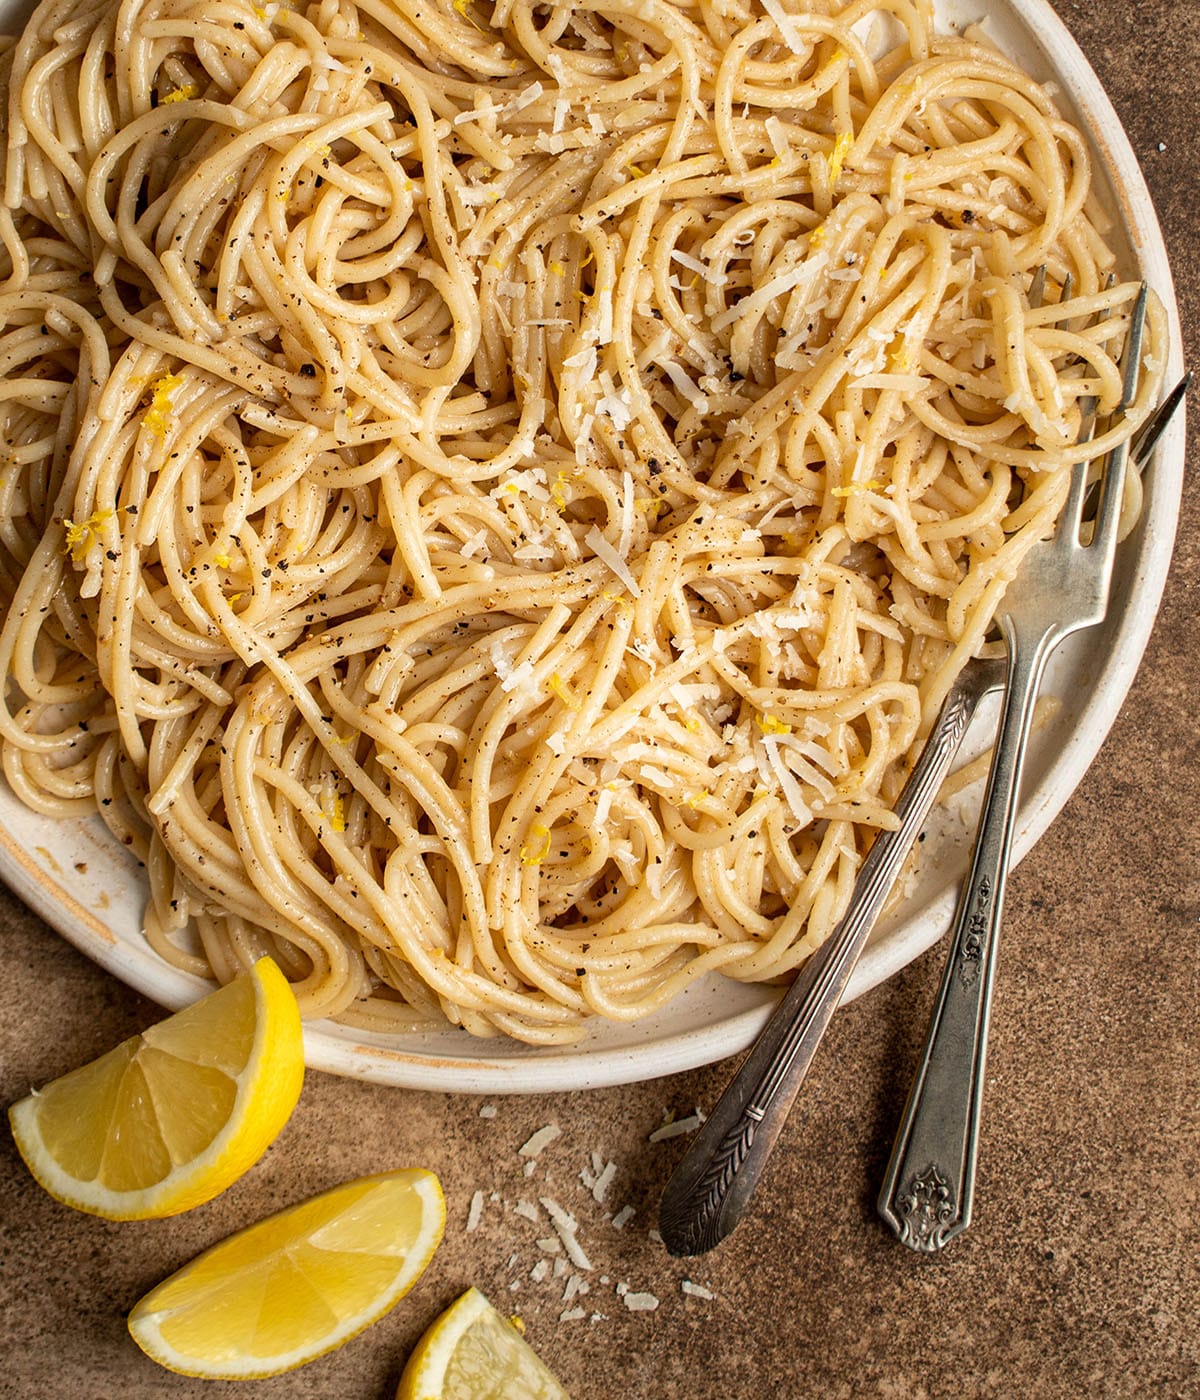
[1058,271,1074,333]
[1027,263,1047,310]
[1117,283,1149,411]
[1060,275,1119,530]
[1090,283,1149,549]
[1075,272,1118,446]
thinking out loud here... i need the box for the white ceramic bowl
[0,0,1184,1091]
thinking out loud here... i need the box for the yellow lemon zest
[548,672,580,710]
[887,334,912,372]
[757,713,792,736]
[831,479,884,498]
[828,129,853,183]
[452,0,488,30]
[143,373,184,439]
[161,83,198,104]
[808,222,827,249]
[548,260,566,276]
[520,824,552,865]
[63,509,113,563]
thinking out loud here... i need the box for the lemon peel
[62,508,113,563]
[143,372,184,438]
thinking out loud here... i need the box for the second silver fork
[877,283,1151,1253]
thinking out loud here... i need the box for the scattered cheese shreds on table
[467,1190,485,1233]
[623,1292,661,1313]
[648,1109,707,1142]
[519,1124,562,1158]
[540,1198,593,1271]
[460,1109,717,1325]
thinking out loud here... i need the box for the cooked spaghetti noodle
[0,0,1165,1042]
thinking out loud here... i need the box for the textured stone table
[1,2,1197,1397]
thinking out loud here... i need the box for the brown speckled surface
[2,3,1198,1397]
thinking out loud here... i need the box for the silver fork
[877,281,1152,1253]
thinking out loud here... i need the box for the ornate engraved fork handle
[658,657,1004,1257]
[877,629,1050,1253]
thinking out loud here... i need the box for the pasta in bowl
[0,0,1180,1082]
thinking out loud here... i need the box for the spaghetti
[0,0,1165,1042]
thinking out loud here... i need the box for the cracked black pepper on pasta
[0,0,1165,1041]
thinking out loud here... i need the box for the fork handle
[877,625,1051,1253]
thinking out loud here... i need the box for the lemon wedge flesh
[398,1287,571,1400]
[129,1168,445,1379]
[8,957,303,1219]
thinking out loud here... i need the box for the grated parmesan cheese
[584,524,641,597]
[623,1291,660,1312]
[540,1197,593,1270]
[499,659,536,695]
[670,247,726,287]
[648,1109,706,1143]
[595,284,614,344]
[660,359,708,413]
[762,736,814,826]
[520,1123,562,1157]
[765,114,790,159]
[592,1160,617,1204]
[467,1189,485,1232]
[761,0,804,51]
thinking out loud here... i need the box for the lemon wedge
[8,957,303,1220]
[129,1168,446,1378]
[397,1287,571,1400]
